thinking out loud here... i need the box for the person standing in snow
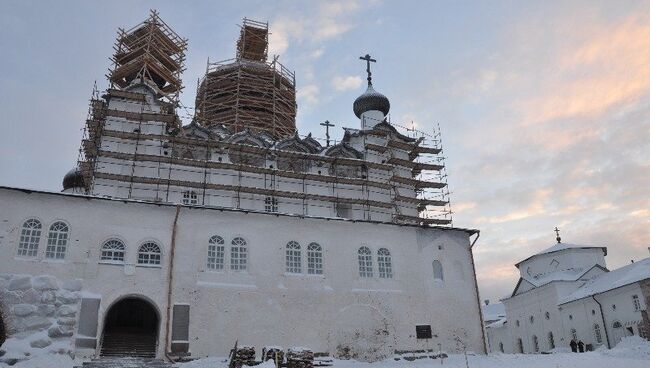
[570,339,577,352]
[578,340,585,353]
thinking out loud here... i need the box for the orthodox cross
[359,54,376,85]
[554,227,561,243]
[320,120,335,147]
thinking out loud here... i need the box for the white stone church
[0,12,486,363]
[485,232,650,354]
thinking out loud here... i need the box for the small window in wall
[230,237,247,271]
[264,196,278,213]
[182,191,198,205]
[377,248,393,278]
[612,304,616,311]
[632,295,641,311]
[532,335,539,352]
[17,219,42,257]
[516,320,520,327]
[138,242,161,266]
[612,321,622,329]
[307,242,323,275]
[545,311,550,320]
[207,236,225,270]
[570,328,578,340]
[286,241,302,273]
[498,342,504,353]
[432,260,444,281]
[530,316,534,324]
[335,202,352,218]
[358,246,373,278]
[548,332,555,349]
[516,338,523,353]
[594,324,602,343]
[100,239,125,263]
[569,314,573,320]
[45,221,69,259]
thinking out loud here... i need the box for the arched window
[137,242,161,266]
[594,324,602,344]
[612,321,622,329]
[207,236,225,270]
[532,335,539,352]
[17,219,42,257]
[230,237,247,271]
[100,239,125,263]
[307,242,323,275]
[358,246,373,278]
[377,248,393,278]
[264,196,278,213]
[516,338,524,353]
[45,222,69,259]
[286,241,301,273]
[570,328,577,340]
[498,342,504,353]
[432,260,444,281]
[548,332,555,349]
[529,316,534,324]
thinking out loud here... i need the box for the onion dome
[62,167,85,191]
[353,83,390,118]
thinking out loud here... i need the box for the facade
[485,238,650,354]
[0,11,485,363]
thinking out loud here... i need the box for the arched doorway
[101,297,159,358]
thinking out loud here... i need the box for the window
[286,241,301,273]
[307,242,323,275]
[532,335,539,352]
[498,342,504,353]
[432,260,444,280]
[264,196,278,213]
[570,328,577,341]
[516,320,520,327]
[182,191,198,205]
[230,237,247,271]
[358,246,373,278]
[17,219,42,257]
[377,248,393,278]
[592,309,596,315]
[612,321,622,329]
[137,242,161,266]
[100,239,125,262]
[335,203,352,218]
[207,236,225,270]
[612,304,616,310]
[594,324,602,344]
[516,338,523,353]
[545,311,550,320]
[548,332,555,349]
[632,295,641,311]
[45,222,69,259]
[569,314,573,320]
[530,316,534,324]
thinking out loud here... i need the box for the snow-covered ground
[1,337,649,368]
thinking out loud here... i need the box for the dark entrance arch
[0,308,6,347]
[100,297,159,358]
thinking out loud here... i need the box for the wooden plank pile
[262,346,285,365]
[287,347,314,368]
[230,345,256,368]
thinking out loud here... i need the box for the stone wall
[0,273,82,365]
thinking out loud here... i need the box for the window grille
[45,222,69,259]
[358,246,373,278]
[182,191,198,205]
[230,237,247,271]
[17,219,41,257]
[138,242,161,265]
[100,239,125,262]
[207,235,225,270]
[286,241,301,273]
[264,196,278,213]
[307,242,323,275]
[377,248,393,278]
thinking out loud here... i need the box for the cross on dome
[359,54,377,85]
[554,227,561,243]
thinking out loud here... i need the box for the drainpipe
[164,205,182,362]
[468,231,487,354]
[592,295,611,349]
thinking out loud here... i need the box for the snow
[516,242,607,266]
[559,257,650,304]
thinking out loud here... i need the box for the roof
[482,302,506,322]
[508,264,608,298]
[559,257,650,305]
[515,242,607,267]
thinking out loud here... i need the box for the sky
[0,0,649,302]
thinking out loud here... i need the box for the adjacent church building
[485,232,650,354]
[0,11,486,363]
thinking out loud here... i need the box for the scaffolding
[195,18,297,138]
[108,10,188,106]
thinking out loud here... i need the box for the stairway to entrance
[75,357,173,368]
[100,327,157,358]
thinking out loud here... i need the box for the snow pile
[0,274,82,366]
[601,336,650,359]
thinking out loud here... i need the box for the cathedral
[0,11,485,363]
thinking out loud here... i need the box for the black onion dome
[62,168,85,190]
[353,84,390,118]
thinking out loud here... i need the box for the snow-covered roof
[482,302,506,323]
[515,242,607,267]
[559,257,650,305]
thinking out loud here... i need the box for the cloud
[332,75,363,91]
[297,84,320,107]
